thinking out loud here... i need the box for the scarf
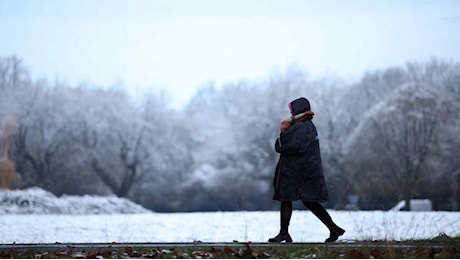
[293,110,315,122]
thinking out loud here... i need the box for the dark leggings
[279,200,335,234]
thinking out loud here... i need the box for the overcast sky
[1,0,459,108]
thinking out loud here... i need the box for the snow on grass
[0,187,150,214]
[0,188,459,244]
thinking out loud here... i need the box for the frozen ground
[0,188,459,244]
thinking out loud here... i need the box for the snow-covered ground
[0,187,150,214]
[0,188,459,244]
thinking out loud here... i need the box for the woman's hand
[280,120,291,133]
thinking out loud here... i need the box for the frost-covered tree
[430,60,460,210]
[0,56,36,121]
[343,83,452,210]
[402,59,460,210]
[12,86,96,192]
[83,88,151,198]
[133,93,195,211]
[183,82,255,210]
[0,56,30,89]
[183,66,311,210]
[316,67,411,208]
[0,57,76,191]
[309,79,350,208]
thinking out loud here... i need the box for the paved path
[0,241,456,251]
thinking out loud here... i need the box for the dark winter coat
[272,119,330,202]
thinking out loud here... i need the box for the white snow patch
[0,187,150,214]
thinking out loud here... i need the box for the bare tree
[0,56,30,89]
[343,83,452,210]
[318,68,411,207]
[12,87,91,190]
[84,89,150,198]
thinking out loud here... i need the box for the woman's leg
[302,200,345,242]
[280,201,292,234]
[268,201,293,242]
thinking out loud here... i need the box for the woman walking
[269,97,345,243]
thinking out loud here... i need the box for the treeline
[0,56,459,211]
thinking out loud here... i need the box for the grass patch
[403,232,460,244]
[0,235,459,258]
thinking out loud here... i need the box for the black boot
[268,233,293,243]
[325,225,345,243]
[302,201,345,243]
[269,201,293,243]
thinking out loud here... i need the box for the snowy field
[1,188,459,244]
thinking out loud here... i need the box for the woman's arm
[275,121,317,155]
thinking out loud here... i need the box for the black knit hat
[289,97,311,115]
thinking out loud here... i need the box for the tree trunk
[452,170,460,211]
